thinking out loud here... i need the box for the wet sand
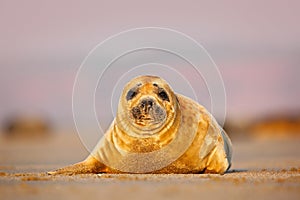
[0,132,299,200]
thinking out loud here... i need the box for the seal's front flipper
[47,156,106,175]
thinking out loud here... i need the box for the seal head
[116,75,179,137]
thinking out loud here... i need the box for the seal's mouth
[136,115,157,126]
[138,114,152,120]
[140,117,152,121]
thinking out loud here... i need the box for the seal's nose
[140,98,154,113]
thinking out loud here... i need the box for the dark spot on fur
[131,106,141,119]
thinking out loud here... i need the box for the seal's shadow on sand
[226,169,248,174]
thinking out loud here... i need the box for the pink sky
[1,0,299,127]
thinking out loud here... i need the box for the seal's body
[49,76,232,175]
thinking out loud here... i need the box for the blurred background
[1,0,300,139]
[1,3,300,200]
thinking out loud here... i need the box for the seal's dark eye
[158,90,170,102]
[126,89,137,101]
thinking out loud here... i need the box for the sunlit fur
[48,75,232,175]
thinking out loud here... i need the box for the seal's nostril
[149,100,153,107]
[141,99,153,106]
[140,98,154,113]
[140,100,146,109]
[146,99,153,107]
